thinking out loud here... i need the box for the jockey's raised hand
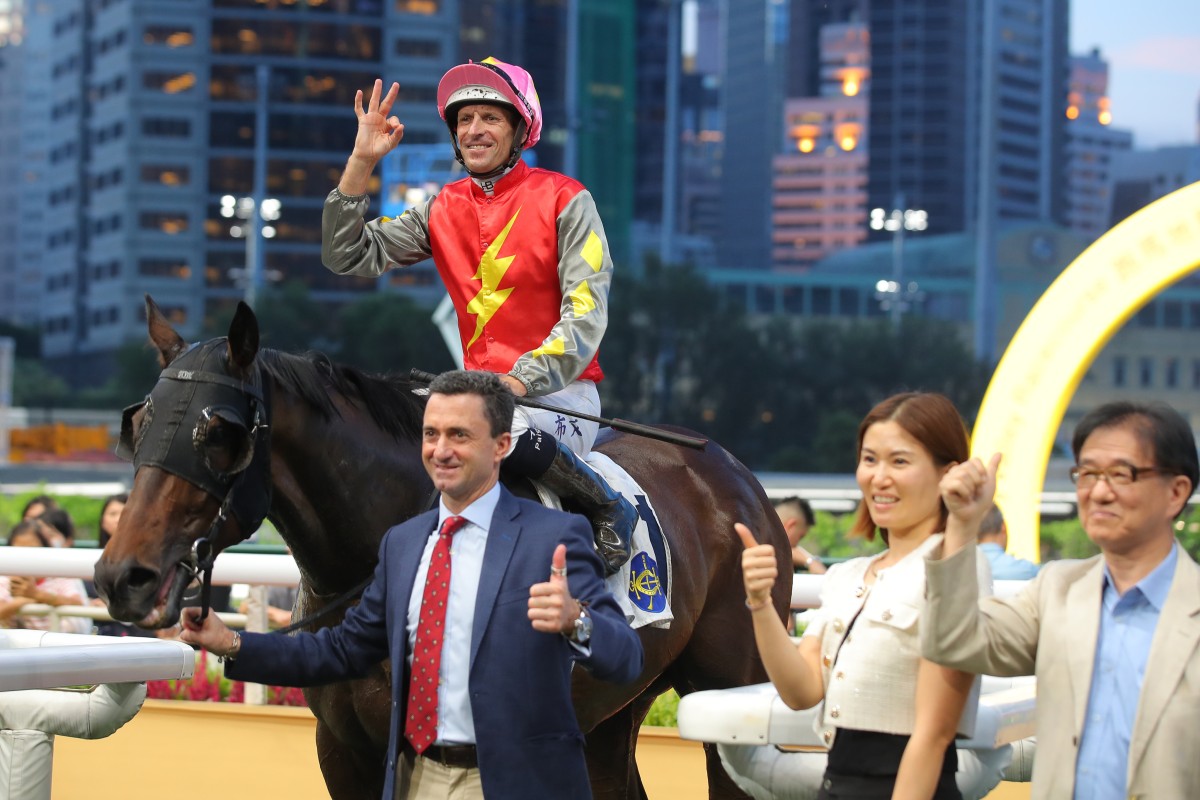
[339,79,404,196]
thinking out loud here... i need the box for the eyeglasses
[1069,464,1167,489]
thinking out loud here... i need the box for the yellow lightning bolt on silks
[465,210,521,348]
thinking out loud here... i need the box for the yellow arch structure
[972,181,1200,561]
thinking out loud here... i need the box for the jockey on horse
[321,57,637,574]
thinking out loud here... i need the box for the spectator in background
[96,493,127,548]
[0,519,89,632]
[89,494,152,638]
[976,505,1039,580]
[21,494,58,522]
[239,586,298,630]
[39,507,77,548]
[774,496,827,574]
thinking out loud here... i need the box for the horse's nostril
[126,566,159,593]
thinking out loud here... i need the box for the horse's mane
[257,349,426,442]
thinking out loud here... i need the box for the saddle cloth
[536,452,674,630]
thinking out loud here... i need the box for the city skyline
[1074,0,1200,148]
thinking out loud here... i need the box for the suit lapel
[1128,549,1200,781]
[1065,558,1105,739]
[470,488,522,671]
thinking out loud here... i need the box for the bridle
[116,339,273,623]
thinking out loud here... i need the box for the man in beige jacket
[924,400,1200,799]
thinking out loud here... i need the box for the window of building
[143,71,196,94]
[394,38,441,58]
[1138,357,1153,388]
[396,0,440,13]
[140,211,189,234]
[142,117,192,138]
[1192,359,1200,389]
[140,164,191,186]
[210,19,381,60]
[143,25,193,47]
[1112,356,1126,387]
[1166,358,1179,389]
[139,258,191,279]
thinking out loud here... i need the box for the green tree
[334,292,456,375]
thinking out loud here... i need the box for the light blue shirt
[979,541,1040,580]
[406,483,502,746]
[1074,542,1178,800]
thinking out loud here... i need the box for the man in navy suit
[181,370,644,799]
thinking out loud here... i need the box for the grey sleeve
[921,542,1041,677]
[320,188,435,277]
[509,190,613,396]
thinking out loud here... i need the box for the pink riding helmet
[436,57,542,149]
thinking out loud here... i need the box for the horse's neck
[267,391,431,596]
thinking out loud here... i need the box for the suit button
[832,619,844,633]
[835,671,844,680]
[823,654,832,667]
[854,585,865,597]
[822,730,832,745]
[830,706,840,719]
[881,609,893,621]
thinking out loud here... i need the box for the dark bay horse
[94,298,792,799]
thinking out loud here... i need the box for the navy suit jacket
[227,487,644,799]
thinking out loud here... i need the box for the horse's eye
[197,414,248,474]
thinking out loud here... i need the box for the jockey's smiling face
[455,103,518,175]
[422,391,511,514]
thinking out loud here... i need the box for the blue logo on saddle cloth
[627,551,665,613]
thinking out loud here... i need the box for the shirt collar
[1101,540,1178,610]
[470,159,528,197]
[438,482,501,534]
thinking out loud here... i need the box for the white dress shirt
[406,483,501,746]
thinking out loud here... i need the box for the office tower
[1108,146,1200,228]
[772,21,869,270]
[867,0,1068,238]
[717,0,787,269]
[10,1,458,385]
[784,0,867,98]
[1064,49,1132,241]
[0,0,25,324]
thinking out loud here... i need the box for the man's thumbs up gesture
[529,544,581,634]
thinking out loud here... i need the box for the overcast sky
[1072,0,1200,148]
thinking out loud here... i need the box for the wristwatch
[569,602,592,645]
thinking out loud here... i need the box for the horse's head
[95,295,272,627]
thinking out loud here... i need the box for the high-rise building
[717,0,787,269]
[771,22,869,271]
[1064,49,1132,241]
[1108,146,1200,228]
[866,0,1069,238]
[0,0,26,325]
[7,1,460,385]
[783,0,866,98]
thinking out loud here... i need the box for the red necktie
[405,515,467,754]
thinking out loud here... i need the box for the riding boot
[537,440,638,576]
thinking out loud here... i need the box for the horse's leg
[585,691,657,800]
[315,722,386,800]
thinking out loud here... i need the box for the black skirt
[817,728,961,800]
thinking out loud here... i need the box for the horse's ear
[145,294,188,368]
[227,301,260,371]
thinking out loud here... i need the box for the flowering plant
[146,650,307,706]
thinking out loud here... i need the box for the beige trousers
[395,753,484,800]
